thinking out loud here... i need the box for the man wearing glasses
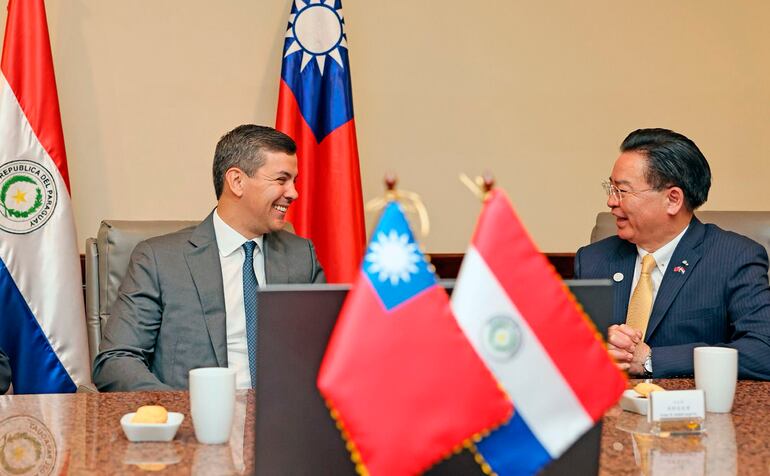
[574,128,770,380]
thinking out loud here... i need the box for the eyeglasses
[601,180,655,203]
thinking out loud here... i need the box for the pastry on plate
[130,405,168,424]
[632,382,665,398]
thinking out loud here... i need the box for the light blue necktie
[242,241,259,388]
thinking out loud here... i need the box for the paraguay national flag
[276,0,365,284]
[318,202,512,475]
[451,190,625,476]
[0,0,91,393]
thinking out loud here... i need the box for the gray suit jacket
[92,212,325,391]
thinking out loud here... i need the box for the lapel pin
[673,260,689,275]
[613,272,624,283]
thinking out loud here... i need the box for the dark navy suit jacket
[575,217,770,379]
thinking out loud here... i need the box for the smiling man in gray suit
[93,125,325,391]
[575,128,770,380]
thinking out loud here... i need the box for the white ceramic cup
[189,367,236,444]
[694,347,738,413]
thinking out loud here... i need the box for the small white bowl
[120,412,184,442]
[619,389,649,415]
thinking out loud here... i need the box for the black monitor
[255,280,613,476]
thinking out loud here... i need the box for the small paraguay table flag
[276,0,366,284]
[451,189,626,476]
[318,202,513,475]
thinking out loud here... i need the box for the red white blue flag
[318,202,513,475]
[276,0,365,283]
[451,190,625,475]
[0,0,91,393]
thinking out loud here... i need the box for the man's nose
[285,181,299,200]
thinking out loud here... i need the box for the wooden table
[0,390,254,475]
[1,380,768,475]
[600,379,770,475]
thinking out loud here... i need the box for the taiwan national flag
[0,0,91,393]
[276,0,365,283]
[318,202,513,475]
[451,190,625,476]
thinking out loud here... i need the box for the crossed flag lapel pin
[673,259,689,275]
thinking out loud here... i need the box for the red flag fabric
[2,0,69,190]
[276,0,365,283]
[318,202,513,475]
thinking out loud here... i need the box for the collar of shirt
[213,209,264,257]
[636,224,689,276]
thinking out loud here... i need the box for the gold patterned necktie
[625,254,657,339]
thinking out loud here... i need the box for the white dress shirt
[630,225,689,307]
[213,210,266,389]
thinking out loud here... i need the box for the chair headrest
[96,220,199,315]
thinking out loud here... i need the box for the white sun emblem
[366,230,421,285]
[284,0,347,75]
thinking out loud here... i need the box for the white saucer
[619,389,649,415]
[120,412,184,442]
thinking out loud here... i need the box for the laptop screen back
[255,280,612,475]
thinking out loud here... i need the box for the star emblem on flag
[365,230,421,285]
[279,0,354,143]
[283,0,348,75]
[361,204,435,310]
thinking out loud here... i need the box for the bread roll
[633,382,665,397]
[131,405,168,424]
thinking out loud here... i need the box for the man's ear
[224,167,245,198]
[666,187,685,216]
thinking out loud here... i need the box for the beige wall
[2,1,769,254]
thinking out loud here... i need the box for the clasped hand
[606,324,650,376]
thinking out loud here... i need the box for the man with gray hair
[93,125,325,391]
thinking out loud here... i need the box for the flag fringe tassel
[469,443,499,476]
[323,396,513,475]
[323,397,371,476]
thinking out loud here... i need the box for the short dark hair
[212,125,297,198]
[620,128,711,211]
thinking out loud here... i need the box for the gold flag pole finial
[365,172,430,239]
[459,171,495,202]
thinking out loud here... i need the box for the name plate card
[648,389,705,422]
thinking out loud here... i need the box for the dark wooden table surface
[1,379,768,475]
